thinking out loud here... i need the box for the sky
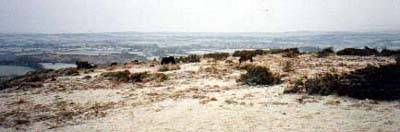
[0,0,399,33]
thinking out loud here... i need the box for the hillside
[0,53,399,132]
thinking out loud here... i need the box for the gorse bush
[130,72,168,83]
[177,54,201,63]
[288,64,400,100]
[380,49,400,56]
[276,48,301,58]
[101,71,168,83]
[203,52,230,60]
[238,65,281,85]
[233,50,266,57]
[317,47,335,58]
[337,46,379,56]
[233,48,300,58]
[101,70,131,83]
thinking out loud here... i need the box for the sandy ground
[1,54,399,132]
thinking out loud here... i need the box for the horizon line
[1,30,400,35]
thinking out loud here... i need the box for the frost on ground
[0,54,399,132]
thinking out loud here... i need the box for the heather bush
[203,52,230,60]
[380,49,400,56]
[177,54,201,63]
[130,72,168,83]
[317,47,335,58]
[288,64,400,100]
[101,70,131,83]
[233,50,266,57]
[337,47,378,56]
[238,65,281,85]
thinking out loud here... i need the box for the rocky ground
[0,54,399,132]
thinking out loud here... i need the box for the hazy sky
[0,0,399,33]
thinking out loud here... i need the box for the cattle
[239,56,253,63]
[161,56,176,65]
[76,61,96,69]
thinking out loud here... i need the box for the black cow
[76,61,96,69]
[161,56,176,65]
[239,56,253,63]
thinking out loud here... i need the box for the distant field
[0,65,34,76]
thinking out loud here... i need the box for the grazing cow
[76,61,96,69]
[161,56,176,65]
[239,56,253,63]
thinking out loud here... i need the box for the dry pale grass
[158,64,181,72]
[0,52,397,131]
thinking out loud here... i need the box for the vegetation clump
[101,70,168,83]
[337,46,379,56]
[203,52,230,60]
[276,48,301,58]
[287,63,400,100]
[269,48,300,54]
[233,49,266,57]
[316,47,335,58]
[177,54,201,63]
[55,68,80,76]
[101,70,131,83]
[238,65,281,85]
[130,72,168,83]
[233,48,300,58]
[380,49,400,56]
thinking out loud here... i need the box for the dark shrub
[337,46,379,56]
[56,68,80,76]
[148,73,168,82]
[130,72,168,83]
[177,54,201,63]
[233,50,267,57]
[281,51,300,58]
[289,64,400,100]
[203,52,230,60]
[101,70,131,83]
[130,72,149,82]
[317,47,335,58]
[271,48,300,54]
[238,65,281,85]
[380,49,400,56]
